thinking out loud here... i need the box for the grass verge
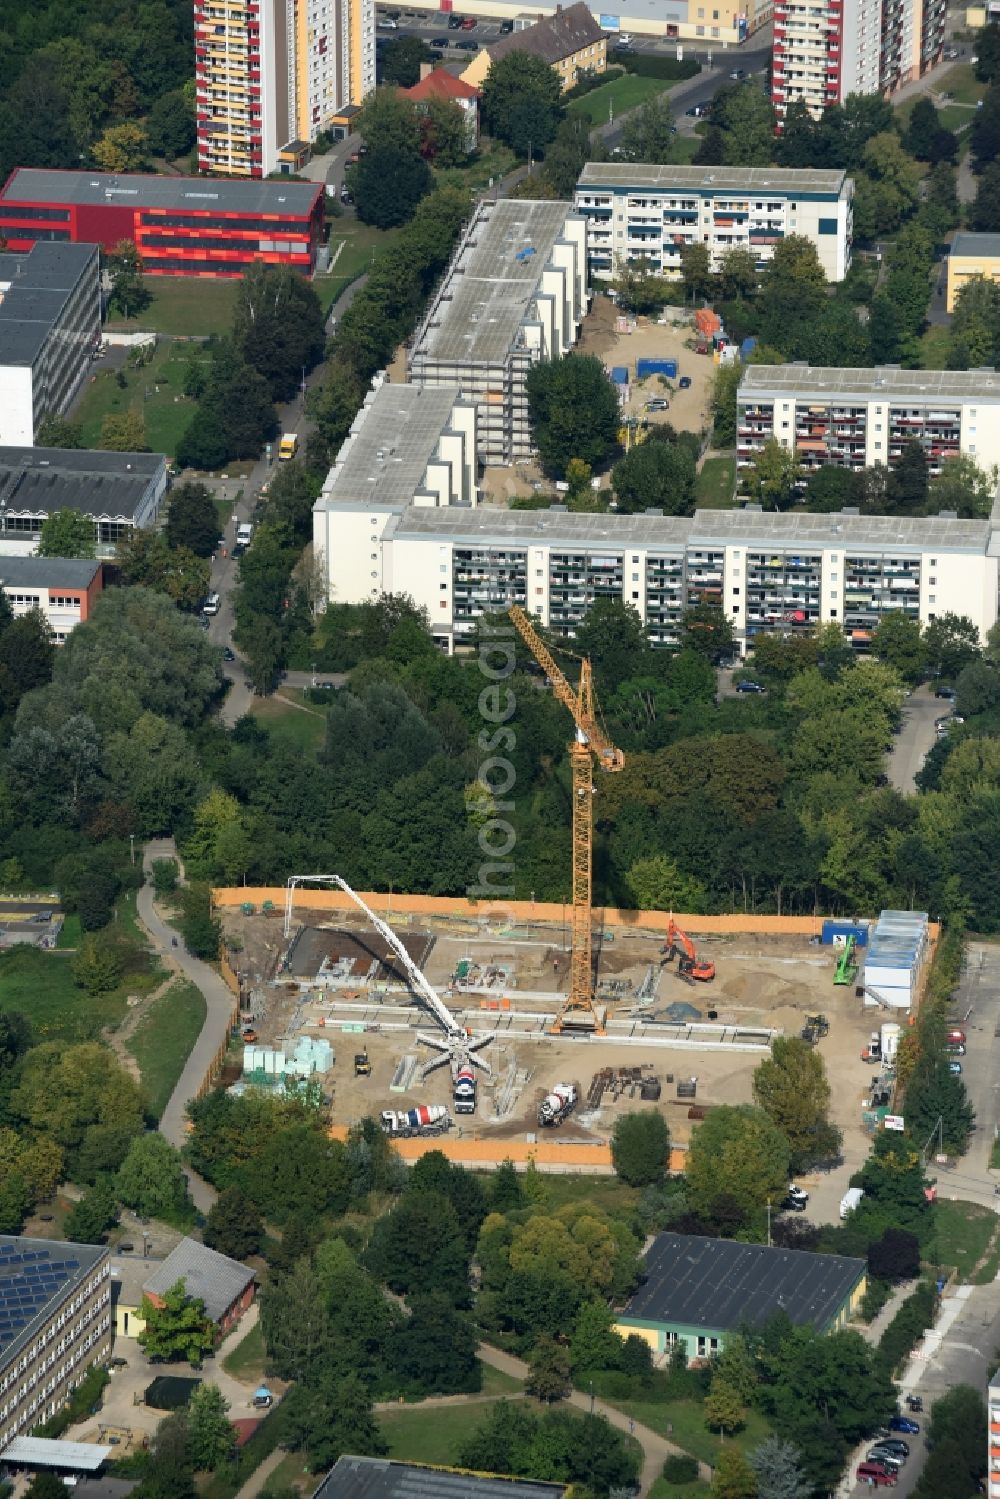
[56,914,82,950]
[596,1392,770,1468]
[696,455,737,508]
[480,1361,524,1395]
[379,1398,516,1465]
[105,277,240,337]
[126,978,207,1121]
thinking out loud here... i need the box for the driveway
[887,687,943,792]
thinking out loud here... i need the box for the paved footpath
[477,1343,712,1493]
[137,837,237,1212]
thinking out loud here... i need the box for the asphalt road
[887,686,945,793]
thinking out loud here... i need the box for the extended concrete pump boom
[507,606,624,1033]
[284,874,492,1078]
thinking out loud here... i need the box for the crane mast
[507,606,624,1033]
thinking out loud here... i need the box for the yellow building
[460,2,606,93]
[946,232,1000,313]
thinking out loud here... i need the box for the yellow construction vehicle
[507,605,624,1034]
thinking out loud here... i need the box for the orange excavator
[661,918,715,983]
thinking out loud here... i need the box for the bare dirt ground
[221,909,882,1164]
[577,295,714,440]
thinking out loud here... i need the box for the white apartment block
[313,378,478,608]
[408,200,588,466]
[737,364,1000,478]
[323,503,999,654]
[195,0,375,178]
[772,0,946,120]
[575,164,853,283]
[0,244,101,447]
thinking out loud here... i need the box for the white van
[202,592,221,616]
[236,523,253,546]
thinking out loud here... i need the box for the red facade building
[0,168,324,278]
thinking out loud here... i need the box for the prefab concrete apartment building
[0,242,101,446]
[737,363,1000,476]
[322,502,999,654]
[574,163,853,283]
[408,199,588,465]
[0,1236,112,1451]
[772,0,945,121]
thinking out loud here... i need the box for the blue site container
[610,366,629,385]
[821,920,870,947]
[636,357,678,380]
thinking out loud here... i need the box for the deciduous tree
[685,1104,791,1220]
[752,1037,841,1171]
[481,53,562,157]
[526,354,619,477]
[526,1336,571,1401]
[139,1279,216,1364]
[116,1133,192,1219]
[186,1384,234,1470]
[165,482,219,557]
[38,510,97,559]
[611,1111,671,1187]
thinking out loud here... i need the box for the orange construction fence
[212,886,857,938]
[328,1125,686,1176]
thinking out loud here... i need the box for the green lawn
[480,1361,524,1395]
[599,1394,770,1469]
[259,1452,313,1495]
[696,455,737,508]
[568,74,673,123]
[930,1199,997,1281]
[105,276,240,337]
[0,948,125,1042]
[649,1480,711,1499]
[250,691,327,753]
[222,1322,267,1385]
[126,979,207,1121]
[670,135,702,164]
[73,340,201,460]
[507,1172,640,1217]
[917,325,952,369]
[380,1398,518,1465]
[434,141,519,196]
[315,219,401,313]
[55,914,82,950]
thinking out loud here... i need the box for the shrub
[878,1279,937,1375]
[662,1454,699,1484]
[611,50,700,80]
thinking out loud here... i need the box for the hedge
[878,1280,937,1375]
[610,50,701,81]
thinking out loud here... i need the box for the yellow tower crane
[507,605,624,1034]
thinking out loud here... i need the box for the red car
[461,15,477,26]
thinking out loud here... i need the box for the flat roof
[317,382,465,511]
[0,446,165,521]
[0,1238,108,1373]
[392,504,991,554]
[0,556,100,590]
[410,199,581,365]
[739,361,1000,401]
[578,162,848,194]
[624,1233,866,1334]
[0,1439,112,1472]
[950,231,1000,258]
[1,168,322,218]
[0,243,98,367]
[312,1456,566,1499]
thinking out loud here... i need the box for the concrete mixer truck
[538,1083,577,1127]
[380,1105,452,1139]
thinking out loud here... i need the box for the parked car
[935,684,956,698]
[645,397,669,411]
[461,15,477,26]
[376,16,398,27]
[889,1416,920,1434]
[944,46,960,58]
[867,1448,905,1470]
[872,1439,909,1457]
[346,150,360,164]
[686,102,709,117]
[729,66,746,79]
[202,592,220,616]
[735,679,764,693]
[455,37,478,47]
[223,646,235,663]
[430,35,449,45]
[499,17,513,28]
[786,1184,809,1206]
[340,189,353,205]
[679,375,692,389]
[448,13,464,26]
[782,1190,808,1212]
[857,1462,897,1487]
[948,1061,963,1075]
[231,542,245,560]
[616,32,634,43]
[944,1042,966,1056]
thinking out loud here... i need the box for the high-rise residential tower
[194,0,375,177]
[772,0,945,121]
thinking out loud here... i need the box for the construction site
[216,889,911,1167]
[213,606,929,1174]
